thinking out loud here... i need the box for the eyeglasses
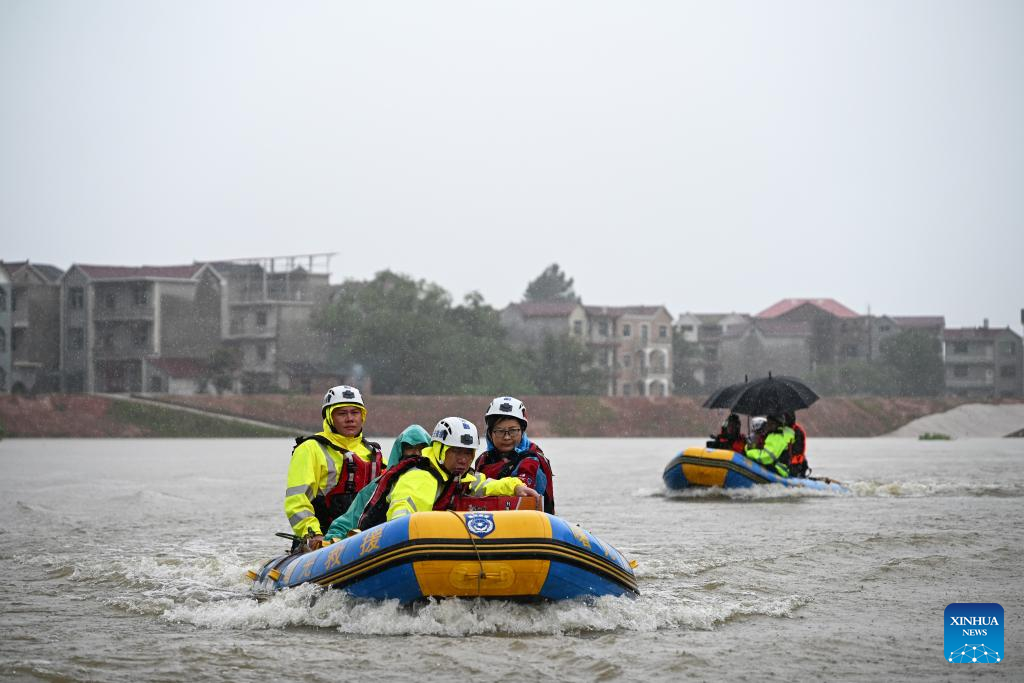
[492,428,522,439]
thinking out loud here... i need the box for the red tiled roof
[757,298,860,319]
[510,301,582,317]
[76,264,203,280]
[147,357,207,378]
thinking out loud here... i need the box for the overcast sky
[2,1,1021,329]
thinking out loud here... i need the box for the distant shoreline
[3,393,1021,439]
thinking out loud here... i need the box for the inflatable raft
[663,447,849,493]
[248,510,638,602]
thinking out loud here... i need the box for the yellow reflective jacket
[386,443,523,521]
[745,431,791,477]
[284,417,377,537]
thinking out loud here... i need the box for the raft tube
[249,510,638,602]
[662,446,849,493]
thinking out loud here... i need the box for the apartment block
[944,324,1023,398]
[0,260,63,393]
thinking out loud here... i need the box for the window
[149,376,162,392]
[132,285,148,306]
[105,293,116,310]
[704,346,718,361]
[623,384,632,396]
[69,287,84,309]
[11,290,17,311]
[622,324,631,337]
[256,311,267,329]
[953,365,968,378]
[680,325,694,332]
[0,288,6,311]
[1000,342,1017,356]
[843,344,859,357]
[102,334,114,350]
[0,328,5,352]
[257,343,267,361]
[1000,365,1017,378]
[69,327,84,350]
[131,327,148,348]
[879,324,891,333]
[598,321,608,335]
[573,320,583,335]
[641,325,648,342]
[952,342,968,354]
[659,326,668,338]
[623,355,631,367]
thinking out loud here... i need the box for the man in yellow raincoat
[284,385,384,550]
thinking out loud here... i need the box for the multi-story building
[0,267,10,392]
[60,263,219,392]
[500,302,674,396]
[756,298,862,368]
[674,312,749,390]
[943,324,1023,398]
[210,254,334,393]
[0,260,64,393]
[591,306,673,397]
[718,319,814,385]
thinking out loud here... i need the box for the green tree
[523,263,580,303]
[880,329,945,396]
[530,332,604,395]
[205,346,242,395]
[671,329,703,395]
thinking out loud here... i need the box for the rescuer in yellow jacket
[285,385,384,550]
[744,414,791,477]
[355,417,540,526]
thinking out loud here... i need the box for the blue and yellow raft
[249,510,638,602]
[663,447,849,493]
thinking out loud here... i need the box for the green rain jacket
[324,424,431,541]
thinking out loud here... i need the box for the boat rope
[448,510,486,597]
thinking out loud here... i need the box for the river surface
[1,437,1022,681]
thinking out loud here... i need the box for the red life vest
[292,434,384,532]
[474,443,556,514]
[356,456,461,531]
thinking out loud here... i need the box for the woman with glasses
[474,396,556,514]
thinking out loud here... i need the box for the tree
[523,263,580,303]
[671,329,704,395]
[205,346,242,395]
[530,332,604,395]
[880,329,945,396]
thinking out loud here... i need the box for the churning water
[1,437,1021,681]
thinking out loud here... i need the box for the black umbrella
[703,375,819,416]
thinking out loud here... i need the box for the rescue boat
[248,509,639,602]
[662,446,849,493]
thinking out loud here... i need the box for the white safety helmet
[321,385,365,419]
[750,416,767,433]
[485,396,528,430]
[432,417,479,449]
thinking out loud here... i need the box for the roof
[892,316,945,329]
[757,298,860,319]
[75,264,204,280]
[509,301,582,317]
[944,327,1021,341]
[585,305,667,318]
[724,320,813,339]
[0,261,64,283]
[147,357,207,379]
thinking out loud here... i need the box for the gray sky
[2,1,1022,329]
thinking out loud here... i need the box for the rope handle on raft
[448,510,487,597]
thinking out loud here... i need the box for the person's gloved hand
[514,485,541,506]
[304,534,324,551]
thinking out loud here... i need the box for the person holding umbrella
[743,413,791,477]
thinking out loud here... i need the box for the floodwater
[1,437,1021,681]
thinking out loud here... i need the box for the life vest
[356,456,461,531]
[788,423,809,477]
[474,443,556,514]
[292,434,384,532]
[707,431,747,454]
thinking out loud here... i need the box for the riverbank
[3,393,1019,438]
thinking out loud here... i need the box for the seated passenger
[284,385,383,551]
[783,411,810,478]
[323,424,430,541]
[355,417,540,530]
[708,413,746,453]
[743,414,791,477]
[474,396,556,514]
